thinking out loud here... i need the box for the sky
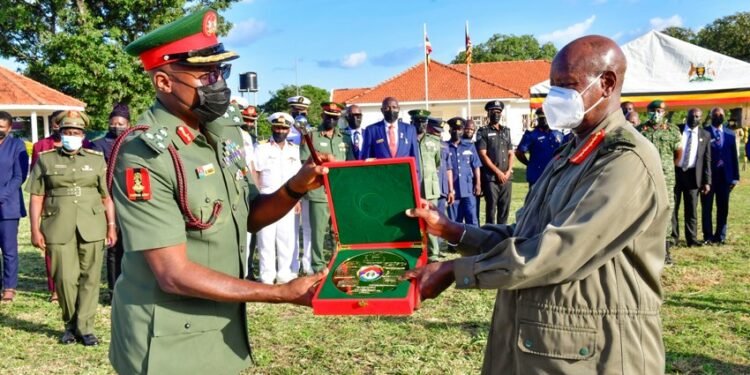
[2,0,749,104]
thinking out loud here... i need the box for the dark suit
[672,125,711,245]
[0,136,29,290]
[702,125,740,242]
[360,120,421,178]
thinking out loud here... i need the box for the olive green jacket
[27,148,108,244]
[453,111,668,374]
[300,125,354,202]
[109,102,259,375]
[419,133,442,200]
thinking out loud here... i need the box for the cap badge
[203,11,218,37]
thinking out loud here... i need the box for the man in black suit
[672,108,711,248]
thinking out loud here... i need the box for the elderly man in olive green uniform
[28,110,117,346]
[109,9,330,375]
[300,102,354,272]
[405,35,668,374]
[416,115,446,262]
[638,99,682,263]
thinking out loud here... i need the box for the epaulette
[138,126,169,154]
[599,127,636,155]
[38,149,57,155]
[83,148,103,156]
[209,104,244,126]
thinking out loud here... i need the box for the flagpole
[423,23,429,110]
[466,20,472,119]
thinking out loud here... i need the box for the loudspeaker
[729,107,742,127]
[239,72,258,92]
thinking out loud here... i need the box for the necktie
[682,129,692,171]
[353,131,360,155]
[388,124,397,157]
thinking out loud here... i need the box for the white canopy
[530,30,750,115]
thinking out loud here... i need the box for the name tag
[320,142,328,147]
[82,165,93,172]
[538,136,546,140]
[376,139,385,144]
[488,133,497,137]
[461,150,473,155]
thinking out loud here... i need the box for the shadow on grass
[667,351,750,375]
[17,250,50,293]
[664,294,750,315]
[0,310,61,340]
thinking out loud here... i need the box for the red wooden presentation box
[311,157,427,315]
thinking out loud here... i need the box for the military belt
[47,186,98,197]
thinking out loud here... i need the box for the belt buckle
[72,186,82,197]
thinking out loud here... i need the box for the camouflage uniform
[638,121,681,240]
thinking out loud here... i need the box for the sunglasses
[171,64,232,86]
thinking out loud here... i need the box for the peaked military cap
[287,96,311,109]
[484,100,505,111]
[267,112,294,127]
[241,106,259,121]
[447,116,467,128]
[57,110,90,130]
[125,8,238,70]
[408,109,431,120]
[321,102,344,117]
[647,100,664,111]
[426,117,444,131]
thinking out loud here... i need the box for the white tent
[530,30,750,123]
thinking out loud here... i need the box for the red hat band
[139,32,219,70]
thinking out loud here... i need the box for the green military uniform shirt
[109,102,259,375]
[638,120,681,238]
[27,148,108,243]
[418,133,442,200]
[300,125,354,202]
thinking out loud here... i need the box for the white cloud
[340,51,367,68]
[318,51,368,69]
[539,15,596,46]
[224,18,267,46]
[649,14,683,31]
[611,31,624,40]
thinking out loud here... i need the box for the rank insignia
[570,129,605,165]
[177,126,195,145]
[196,163,216,178]
[126,168,152,201]
[82,165,93,172]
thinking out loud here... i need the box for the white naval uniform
[253,139,301,284]
[240,130,256,277]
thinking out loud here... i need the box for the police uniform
[418,117,443,261]
[477,100,513,224]
[300,102,354,272]
[109,9,258,374]
[27,111,108,340]
[254,113,301,284]
[446,136,482,225]
[516,127,564,186]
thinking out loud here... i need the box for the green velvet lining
[327,163,421,245]
[317,248,421,299]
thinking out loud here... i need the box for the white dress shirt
[679,126,699,169]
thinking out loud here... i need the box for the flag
[465,22,472,65]
[424,30,433,68]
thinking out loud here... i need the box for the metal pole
[423,23,429,110]
[466,21,472,119]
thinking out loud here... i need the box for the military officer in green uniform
[300,102,354,272]
[417,115,446,262]
[109,9,330,374]
[28,110,117,346]
[408,108,430,137]
[638,99,682,263]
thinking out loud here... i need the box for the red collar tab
[569,129,605,165]
[176,125,196,145]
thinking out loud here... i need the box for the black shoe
[687,241,704,247]
[664,253,674,266]
[60,329,76,345]
[80,334,99,346]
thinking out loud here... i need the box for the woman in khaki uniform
[28,111,117,346]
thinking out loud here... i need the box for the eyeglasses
[171,64,231,86]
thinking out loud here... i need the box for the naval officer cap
[484,100,505,111]
[124,8,239,71]
[267,112,294,128]
[287,96,312,109]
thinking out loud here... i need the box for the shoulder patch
[84,148,103,156]
[599,127,636,155]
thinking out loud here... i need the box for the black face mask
[322,118,337,131]
[537,118,548,129]
[109,127,127,137]
[687,115,700,128]
[711,115,724,126]
[272,131,288,143]
[413,120,427,135]
[489,112,502,124]
[0,130,7,139]
[347,116,362,129]
[192,79,231,123]
[450,131,461,142]
[383,110,399,123]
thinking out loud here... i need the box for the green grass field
[0,165,748,374]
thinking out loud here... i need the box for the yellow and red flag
[424,30,433,68]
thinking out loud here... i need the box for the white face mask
[61,135,84,151]
[542,73,604,130]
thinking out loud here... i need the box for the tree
[256,85,330,140]
[661,26,696,43]
[451,34,557,64]
[0,1,239,129]
[695,12,750,63]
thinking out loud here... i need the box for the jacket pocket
[152,299,222,337]
[92,206,105,215]
[517,320,597,360]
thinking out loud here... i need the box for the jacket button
[184,322,191,329]
[579,347,589,356]
[205,197,211,203]
[232,204,237,211]
[524,339,533,349]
